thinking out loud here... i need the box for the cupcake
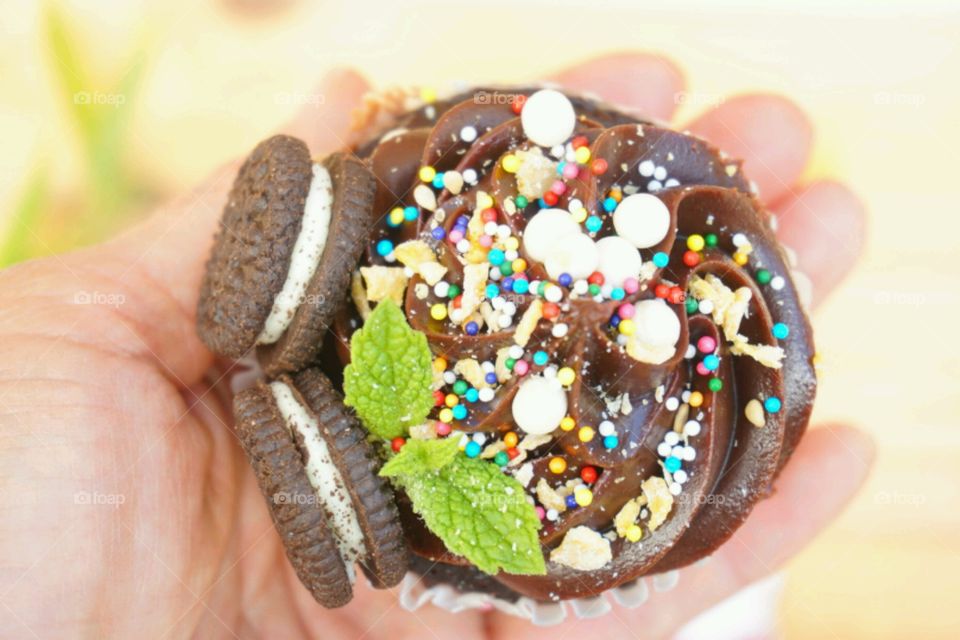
[199,85,817,616]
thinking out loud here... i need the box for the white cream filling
[256,163,334,345]
[269,381,365,578]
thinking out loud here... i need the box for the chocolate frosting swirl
[332,87,817,602]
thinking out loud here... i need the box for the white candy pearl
[522,208,581,262]
[544,284,564,303]
[613,193,672,249]
[544,232,599,280]
[521,89,576,148]
[511,376,567,435]
[632,299,681,349]
[595,235,643,287]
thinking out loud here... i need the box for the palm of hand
[0,55,871,640]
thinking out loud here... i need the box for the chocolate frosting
[332,87,817,602]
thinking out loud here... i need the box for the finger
[772,180,867,308]
[488,424,874,640]
[282,67,372,151]
[685,94,813,203]
[549,51,686,121]
[92,69,370,383]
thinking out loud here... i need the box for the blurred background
[1,0,957,637]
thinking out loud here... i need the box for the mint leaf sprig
[379,437,461,477]
[343,300,547,576]
[391,453,547,576]
[343,300,435,439]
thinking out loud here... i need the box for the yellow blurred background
[1,1,957,637]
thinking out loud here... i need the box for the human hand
[0,53,872,639]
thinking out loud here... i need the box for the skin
[0,54,873,639]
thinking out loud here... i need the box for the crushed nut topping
[550,526,613,571]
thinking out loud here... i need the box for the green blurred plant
[1,3,153,267]
[0,168,50,267]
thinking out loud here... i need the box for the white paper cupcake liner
[395,568,681,626]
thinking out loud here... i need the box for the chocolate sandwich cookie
[198,135,376,376]
[233,367,408,608]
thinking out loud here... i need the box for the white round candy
[511,376,568,435]
[544,232,599,280]
[522,208,581,262]
[544,284,564,303]
[632,299,681,348]
[595,236,643,287]
[521,89,576,148]
[613,193,672,249]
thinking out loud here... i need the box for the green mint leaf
[403,456,546,576]
[380,437,461,477]
[343,300,434,440]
